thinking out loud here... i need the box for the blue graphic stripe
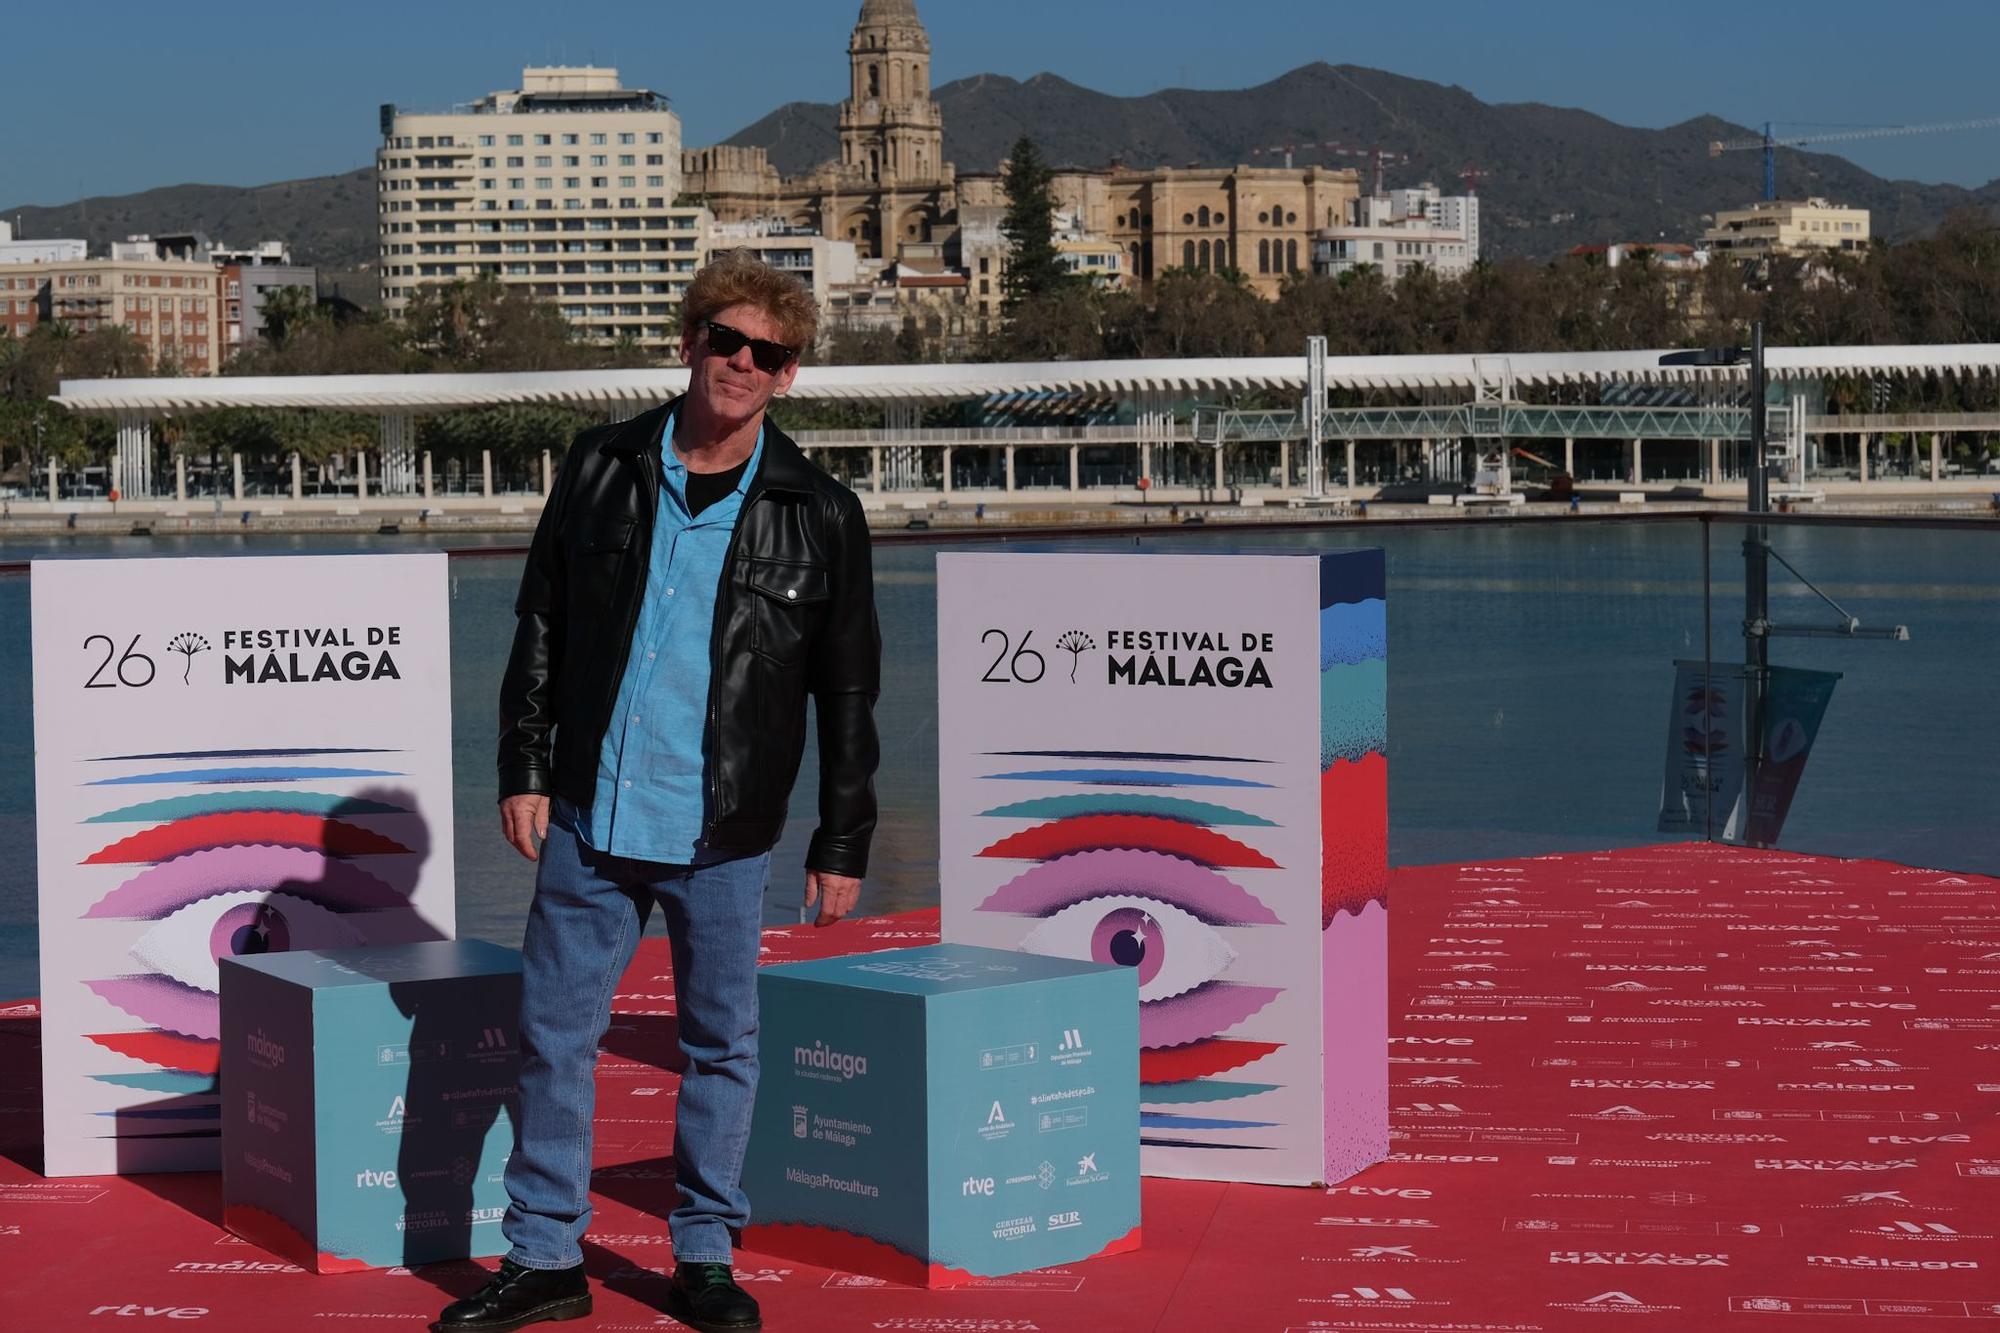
[977,794,1277,826]
[90,1072,219,1095]
[1140,1112,1280,1130]
[1141,1137,1275,1150]
[1320,599,1387,668]
[88,766,406,786]
[86,791,411,823]
[1140,1080,1282,1104]
[90,748,400,762]
[985,750,1271,764]
[981,768,1272,789]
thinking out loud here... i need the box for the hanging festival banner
[1658,660,1748,839]
[937,549,1388,1187]
[32,554,455,1177]
[1743,665,1842,846]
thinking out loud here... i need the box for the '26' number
[83,634,156,688]
[980,629,1045,684]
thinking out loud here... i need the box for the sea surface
[2,519,1994,1000]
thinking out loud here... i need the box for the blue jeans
[502,807,770,1268]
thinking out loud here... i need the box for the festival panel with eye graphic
[969,752,1299,1151]
[74,749,442,1141]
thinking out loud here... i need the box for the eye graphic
[129,889,366,994]
[976,756,1294,1120]
[75,754,431,1100]
[1020,896,1234,1002]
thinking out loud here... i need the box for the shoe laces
[688,1262,737,1289]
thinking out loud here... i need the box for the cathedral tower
[838,0,944,189]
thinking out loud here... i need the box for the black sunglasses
[703,320,797,374]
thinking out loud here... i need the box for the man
[440,252,880,1333]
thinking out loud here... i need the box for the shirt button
[666,586,676,597]
[786,588,797,600]
[622,780,632,789]
[647,652,656,660]
[630,713,640,722]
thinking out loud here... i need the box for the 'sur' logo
[166,632,210,684]
[1054,630,1095,683]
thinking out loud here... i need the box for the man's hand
[804,870,862,927]
[500,794,551,861]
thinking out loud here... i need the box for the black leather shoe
[434,1258,591,1332]
[664,1261,762,1332]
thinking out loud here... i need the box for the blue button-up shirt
[573,414,763,862]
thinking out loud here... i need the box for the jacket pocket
[745,559,828,665]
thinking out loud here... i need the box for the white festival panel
[32,554,456,1177]
[938,549,1389,1186]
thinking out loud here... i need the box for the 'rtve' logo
[960,1176,995,1197]
[90,1308,209,1320]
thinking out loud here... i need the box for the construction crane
[1457,164,1491,195]
[1249,141,1410,195]
[1710,117,2000,200]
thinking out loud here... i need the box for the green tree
[999,136,1069,311]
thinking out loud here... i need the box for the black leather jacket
[498,398,880,877]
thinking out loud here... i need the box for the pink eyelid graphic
[975,848,1282,926]
[84,845,407,920]
[1140,982,1282,1050]
[86,975,220,1042]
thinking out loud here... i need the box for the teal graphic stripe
[86,791,411,823]
[1140,1080,1281,1104]
[1321,658,1388,766]
[1140,1111,1279,1130]
[976,794,1276,827]
[90,1071,219,1095]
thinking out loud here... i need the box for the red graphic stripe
[1140,1038,1281,1083]
[88,1030,220,1075]
[1321,752,1387,926]
[976,815,1280,869]
[84,813,413,865]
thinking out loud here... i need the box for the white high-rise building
[377,67,708,349]
[1361,183,1479,260]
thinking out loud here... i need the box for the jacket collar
[601,393,813,495]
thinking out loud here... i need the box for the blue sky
[6,0,2000,208]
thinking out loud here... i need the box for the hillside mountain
[8,62,1997,298]
[727,62,1992,258]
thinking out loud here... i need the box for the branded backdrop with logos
[32,554,456,1177]
[937,549,1389,1186]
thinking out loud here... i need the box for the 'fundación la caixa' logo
[975,625,1274,688]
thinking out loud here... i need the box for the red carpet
[3,844,1997,1330]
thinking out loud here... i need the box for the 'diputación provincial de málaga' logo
[165,632,211,684]
[1055,630,1095,683]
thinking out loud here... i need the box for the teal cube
[219,940,520,1272]
[742,943,1139,1287]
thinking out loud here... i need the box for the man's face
[681,301,800,426]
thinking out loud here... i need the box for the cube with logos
[219,940,521,1272]
[938,548,1390,1187]
[741,943,1139,1287]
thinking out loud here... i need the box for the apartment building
[0,240,224,371]
[378,66,707,349]
[1704,197,1870,258]
[1311,215,1474,283]
[707,220,859,314]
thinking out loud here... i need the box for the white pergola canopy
[51,344,2000,416]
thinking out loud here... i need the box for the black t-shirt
[684,457,750,518]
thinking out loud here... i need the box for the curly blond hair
[681,249,818,352]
